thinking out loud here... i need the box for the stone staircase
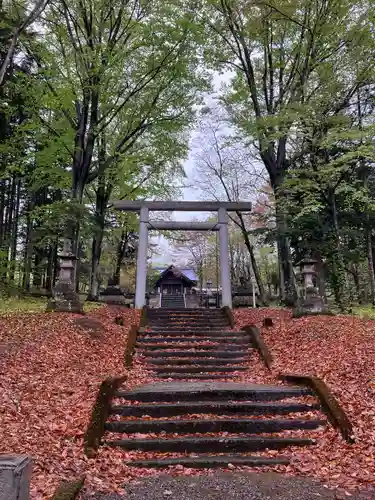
[103,308,327,468]
[137,308,251,380]
[161,294,185,308]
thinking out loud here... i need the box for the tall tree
[0,0,49,87]
[35,0,206,263]
[202,0,374,304]
[193,109,267,302]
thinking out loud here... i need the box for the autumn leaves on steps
[137,308,251,380]
[105,381,325,468]
[88,308,329,469]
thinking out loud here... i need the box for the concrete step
[149,325,230,330]
[147,307,214,314]
[140,331,249,338]
[105,418,326,434]
[147,307,225,317]
[115,382,313,402]
[110,401,322,418]
[136,337,250,344]
[152,365,248,373]
[142,350,250,358]
[148,322,229,331]
[106,436,315,452]
[126,455,290,468]
[161,304,185,306]
[150,319,228,324]
[136,343,249,351]
[148,358,248,365]
[156,373,240,379]
[149,312,225,317]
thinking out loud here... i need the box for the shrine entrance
[162,284,182,295]
[113,201,252,309]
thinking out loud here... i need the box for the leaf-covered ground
[234,308,375,494]
[1,306,374,498]
[0,305,145,498]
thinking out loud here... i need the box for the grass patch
[0,296,102,315]
[351,304,375,320]
[0,296,47,314]
[83,301,102,313]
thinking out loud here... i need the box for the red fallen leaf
[233,307,375,494]
[2,304,375,497]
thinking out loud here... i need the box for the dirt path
[83,472,375,500]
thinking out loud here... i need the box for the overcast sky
[150,71,233,266]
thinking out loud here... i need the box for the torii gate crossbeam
[112,200,252,309]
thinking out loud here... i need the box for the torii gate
[112,201,252,309]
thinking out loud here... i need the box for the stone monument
[46,239,84,314]
[99,278,133,307]
[293,258,329,317]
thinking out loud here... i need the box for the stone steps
[126,455,290,468]
[142,350,249,358]
[161,296,185,309]
[149,321,232,331]
[100,309,326,469]
[105,418,326,434]
[136,337,251,344]
[105,380,323,468]
[152,365,248,373]
[106,436,316,453]
[140,330,247,337]
[149,313,227,318]
[156,373,240,379]
[150,319,229,325]
[136,343,249,351]
[148,316,225,321]
[144,330,242,336]
[148,357,248,365]
[115,382,313,402]
[109,401,322,418]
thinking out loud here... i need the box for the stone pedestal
[293,258,329,317]
[0,455,32,500]
[99,282,133,307]
[47,239,83,314]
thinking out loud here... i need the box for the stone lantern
[46,239,83,314]
[293,257,328,317]
[300,258,317,293]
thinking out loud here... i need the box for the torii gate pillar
[135,206,149,309]
[112,201,252,309]
[218,207,231,308]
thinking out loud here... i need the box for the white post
[218,207,232,308]
[252,276,256,308]
[135,206,149,309]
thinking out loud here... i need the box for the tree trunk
[267,168,296,305]
[33,250,43,289]
[329,192,348,311]
[350,265,361,303]
[87,166,108,299]
[241,228,267,304]
[69,179,86,285]
[367,228,375,306]
[45,243,56,293]
[88,224,104,299]
[0,179,12,282]
[0,180,5,247]
[9,176,21,283]
[114,229,129,286]
[274,200,296,305]
[23,202,33,291]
